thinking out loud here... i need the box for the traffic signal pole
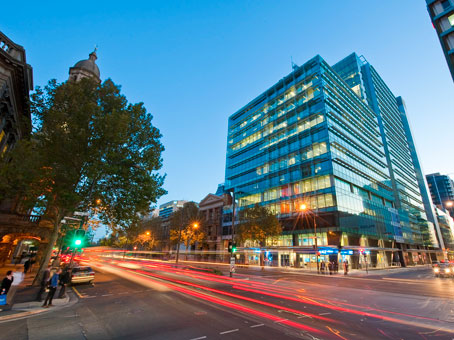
[230,189,236,278]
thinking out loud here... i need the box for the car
[433,263,453,278]
[70,266,95,284]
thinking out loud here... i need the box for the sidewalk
[0,264,74,322]
[174,258,432,279]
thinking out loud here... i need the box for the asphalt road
[2,258,454,340]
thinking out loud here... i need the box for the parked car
[71,266,95,284]
[433,263,453,278]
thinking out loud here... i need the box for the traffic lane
[92,258,454,330]
[71,269,315,340]
[131,265,454,340]
[134,259,454,299]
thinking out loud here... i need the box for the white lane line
[250,323,264,328]
[102,294,113,296]
[84,296,96,298]
[274,318,288,323]
[189,337,207,340]
[319,312,331,315]
[220,329,239,335]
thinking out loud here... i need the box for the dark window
[442,0,451,11]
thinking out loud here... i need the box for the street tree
[237,204,282,266]
[169,202,205,260]
[0,77,166,283]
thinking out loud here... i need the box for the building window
[442,0,451,11]
[449,13,454,26]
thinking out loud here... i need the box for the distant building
[435,207,454,259]
[426,0,454,82]
[69,49,101,83]
[426,173,454,217]
[159,200,187,219]
[224,53,440,269]
[199,193,231,253]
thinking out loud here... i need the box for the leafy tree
[169,202,205,260]
[0,77,166,283]
[237,204,282,266]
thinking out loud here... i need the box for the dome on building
[69,50,100,82]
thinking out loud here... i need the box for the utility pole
[230,189,236,277]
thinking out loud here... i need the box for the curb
[0,291,78,323]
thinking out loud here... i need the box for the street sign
[74,211,89,216]
[230,257,235,274]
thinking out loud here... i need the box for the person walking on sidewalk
[1,270,14,295]
[58,268,71,298]
[23,258,31,274]
[42,269,61,308]
[36,265,51,301]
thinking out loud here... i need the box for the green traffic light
[75,239,82,246]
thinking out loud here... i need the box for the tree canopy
[237,204,282,247]
[169,202,206,250]
[0,77,166,281]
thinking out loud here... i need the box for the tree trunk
[32,217,61,286]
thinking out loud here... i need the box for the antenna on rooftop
[291,56,298,70]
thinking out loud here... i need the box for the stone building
[0,31,48,265]
[199,193,231,254]
[69,49,100,83]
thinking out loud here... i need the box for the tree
[0,77,166,284]
[169,202,205,261]
[237,204,282,266]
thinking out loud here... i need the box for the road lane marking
[319,313,331,315]
[220,329,239,335]
[274,318,288,323]
[72,287,85,298]
[250,323,264,328]
[102,294,113,296]
[189,337,207,340]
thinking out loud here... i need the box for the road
[2,257,454,340]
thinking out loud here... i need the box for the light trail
[88,255,453,335]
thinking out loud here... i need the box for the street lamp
[146,231,150,236]
[300,202,319,273]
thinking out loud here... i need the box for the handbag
[0,294,7,305]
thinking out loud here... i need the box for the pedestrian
[24,258,31,274]
[320,261,325,274]
[36,265,52,302]
[1,270,14,295]
[343,260,349,275]
[42,269,61,308]
[328,261,333,275]
[58,268,71,298]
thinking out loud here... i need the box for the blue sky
[3,0,454,213]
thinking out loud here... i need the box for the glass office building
[426,0,454,82]
[224,53,440,268]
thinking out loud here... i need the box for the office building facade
[427,173,454,217]
[426,0,454,82]
[224,53,440,268]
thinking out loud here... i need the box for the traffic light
[74,229,85,247]
[228,242,237,253]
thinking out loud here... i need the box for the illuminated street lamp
[446,201,453,208]
[300,202,319,273]
[146,231,150,236]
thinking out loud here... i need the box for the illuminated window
[449,13,454,26]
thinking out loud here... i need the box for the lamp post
[300,203,319,273]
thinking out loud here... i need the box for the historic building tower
[68,49,100,83]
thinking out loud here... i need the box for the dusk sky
[3,0,454,211]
